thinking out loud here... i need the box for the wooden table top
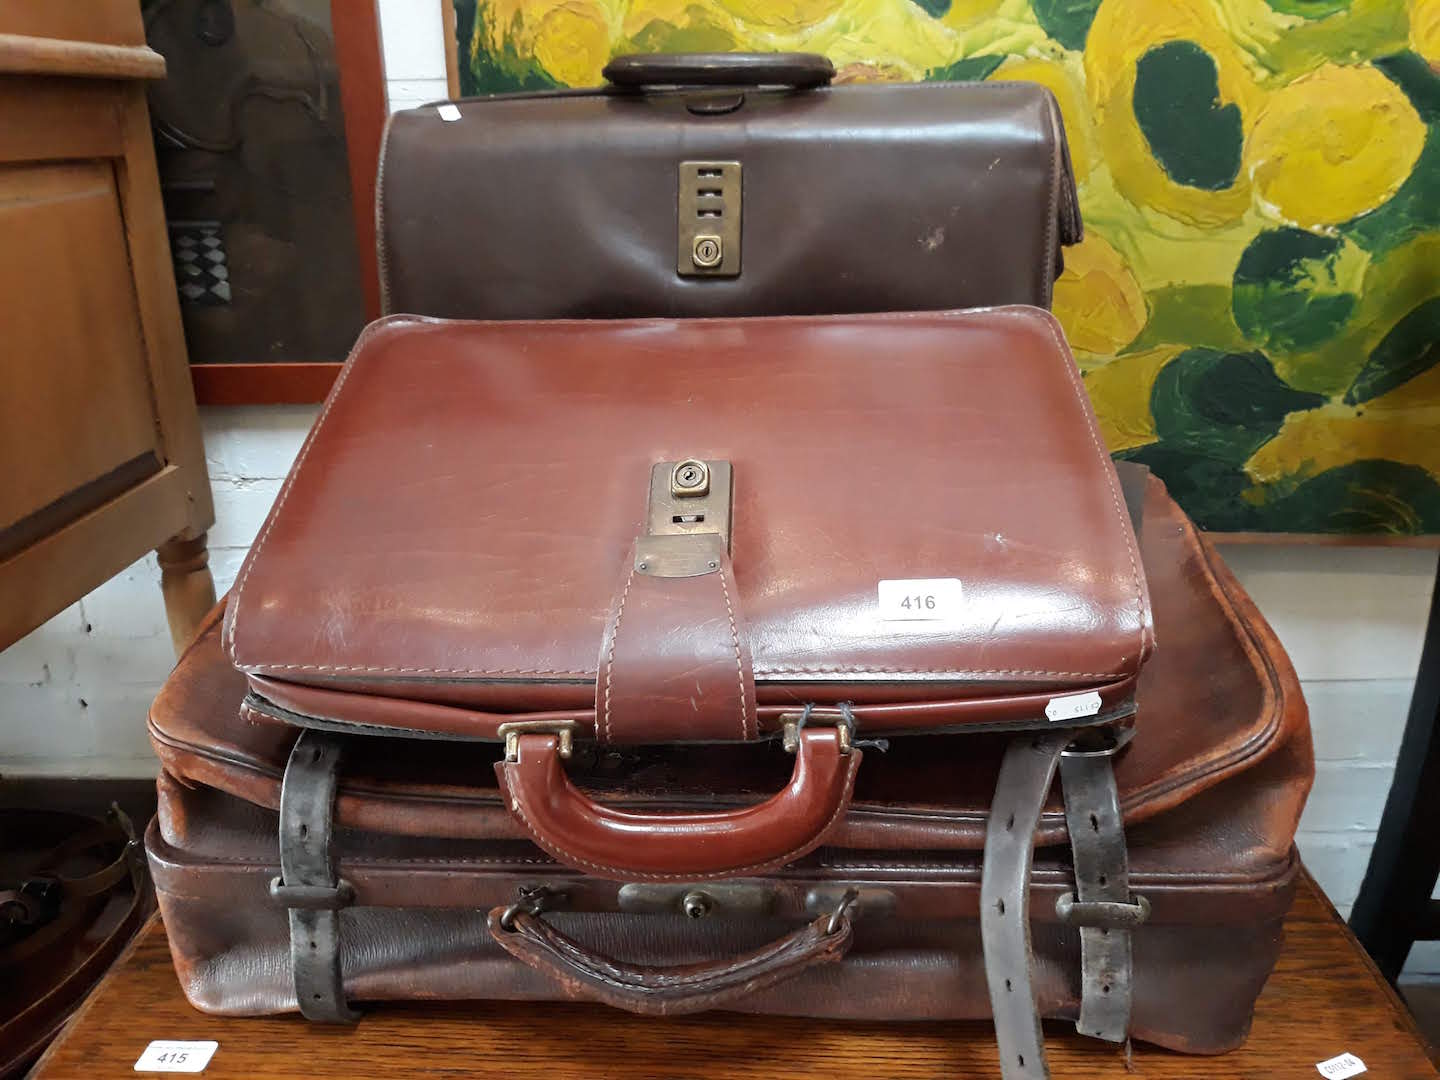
[30,871,1440,1079]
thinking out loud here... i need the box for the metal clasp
[825,887,862,935]
[637,459,733,577]
[497,719,578,762]
[498,884,563,932]
[779,705,854,755]
[1061,721,1136,760]
[617,882,778,918]
[678,161,740,277]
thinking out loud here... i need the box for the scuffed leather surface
[378,81,1078,320]
[495,730,860,881]
[152,476,1307,853]
[221,309,1152,736]
[146,797,1294,1051]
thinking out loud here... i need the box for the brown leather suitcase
[145,308,1311,1079]
[378,52,1081,320]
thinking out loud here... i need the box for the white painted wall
[2,4,1437,975]
[377,0,449,110]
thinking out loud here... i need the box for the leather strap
[982,733,1068,1080]
[982,733,1146,1079]
[488,904,853,1016]
[597,535,758,744]
[1059,750,1142,1043]
[272,730,358,1022]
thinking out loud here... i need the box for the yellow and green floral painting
[451,0,1440,535]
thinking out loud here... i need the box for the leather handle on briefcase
[495,730,860,881]
[487,896,855,1016]
[603,52,835,91]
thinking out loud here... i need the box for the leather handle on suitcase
[602,52,835,91]
[487,898,855,1016]
[495,729,860,880]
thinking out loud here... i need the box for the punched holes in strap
[982,732,1069,1080]
[981,732,1147,1080]
[1058,742,1148,1044]
[269,729,359,1022]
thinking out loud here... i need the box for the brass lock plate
[677,161,740,278]
[618,882,776,917]
[638,460,732,577]
[647,460,731,544]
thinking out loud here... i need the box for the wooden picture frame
[185,0,386,406]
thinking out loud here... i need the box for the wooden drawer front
[0,160,162,535]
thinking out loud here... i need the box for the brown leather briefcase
[145,308,1311,1079]
[378,52,1081,320]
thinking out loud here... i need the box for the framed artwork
[144,0,387,404]
[449,0,1439,540]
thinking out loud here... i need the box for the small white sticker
[436,103,461,122]
[134,1041,218,1073]
[1316,1053,1366,1078]
[877,578,963,622]
[1045,691,1103,722]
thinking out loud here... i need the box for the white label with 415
[134,1041,218,1073]
[877,579,964,622]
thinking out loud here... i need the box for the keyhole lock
[682,891,713,919]
[691,235,723,269]
[671,459,710,497]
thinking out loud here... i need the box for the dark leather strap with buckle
[982,728,1148,1079]
[1059,744,1146,1043]
[271,730,358,1022]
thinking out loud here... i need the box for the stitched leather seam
[240,664,1123,678]
[756,666,1122,678]
[504,750,859,882]
[601,562,637,745]
[226,317,423,665]
[717,568,750,740]
[375,111,394,314]
[1021,310,1149,664]
[530,921,806,988]
[246,664,593,676]
[170,853,558,869]
[1041,92,1059,304]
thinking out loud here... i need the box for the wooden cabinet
[0,5,215,653]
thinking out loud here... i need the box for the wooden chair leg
[1349,566,1440,983]
[156,530,216,657]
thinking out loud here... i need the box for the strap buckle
[1061,721,1135,759]
[1055,891,1151,929]
[268,877,356,911]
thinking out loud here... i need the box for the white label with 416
[877,579,964,622]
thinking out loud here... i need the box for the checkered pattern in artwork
[170,222,230,306]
